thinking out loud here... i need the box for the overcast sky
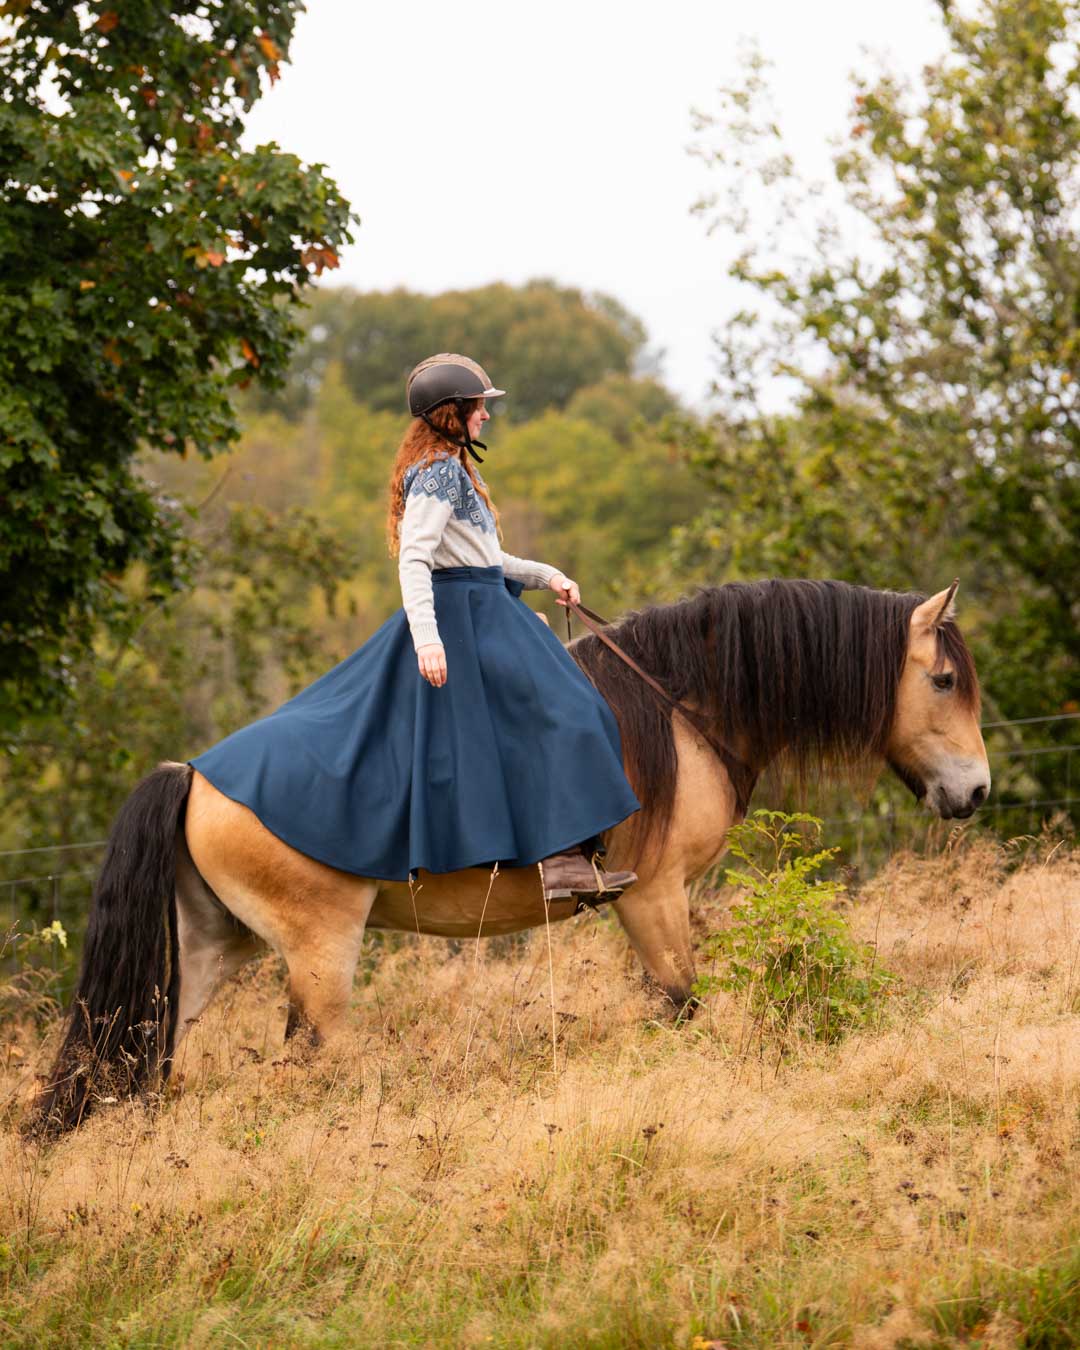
[242,1,950,409]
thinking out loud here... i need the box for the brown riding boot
[537,843,638,905]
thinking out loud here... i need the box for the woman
[190,353,641,902]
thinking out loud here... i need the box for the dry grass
[0,838,1078,1347]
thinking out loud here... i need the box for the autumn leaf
[240,338,260,368]
[95,10,120,33]
[256,32,281,62]
[301,245,340,276]
[139,87,158,108]
[102,340,122,367]
[204,250,226,268]
[79,280,96,291]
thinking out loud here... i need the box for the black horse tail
[29,762,193,1138]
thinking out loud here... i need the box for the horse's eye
[931,672,955,692]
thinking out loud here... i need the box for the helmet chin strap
[420,399,487,463]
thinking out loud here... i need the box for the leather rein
[564,598,757,812]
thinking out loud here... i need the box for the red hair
[386,400,502,558]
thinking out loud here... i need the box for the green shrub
[695,810,893,1043]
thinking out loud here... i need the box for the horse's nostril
[971,783,988,808]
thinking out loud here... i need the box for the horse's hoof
[642,975,698,1022]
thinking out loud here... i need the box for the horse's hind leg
[183,772,377,1051]
[280,883,377,1050]
[175,830,262,1045]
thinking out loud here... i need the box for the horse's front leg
[612,873,695,1015]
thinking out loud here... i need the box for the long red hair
[386,399,502,557]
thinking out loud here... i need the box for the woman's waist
[432,565,505,585]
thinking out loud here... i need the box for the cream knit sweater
[398,452,561,650]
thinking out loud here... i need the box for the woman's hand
[417,643,447,687]
[548,573,580,608]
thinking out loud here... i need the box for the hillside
[1,839,1077,1346]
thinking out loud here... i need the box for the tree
[0,1,355,729]
[565,373,680,447]
[680,0,1080,803]
[1,496,357,866]
[255,280,648,422]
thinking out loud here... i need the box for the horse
[31,577,989,1135]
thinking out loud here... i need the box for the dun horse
[33,578,989,1134]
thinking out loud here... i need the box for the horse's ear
[912,579,959,632]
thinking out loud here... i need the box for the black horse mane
[571,578,979,868]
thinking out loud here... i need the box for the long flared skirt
[189,565,642,881]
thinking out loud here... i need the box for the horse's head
[886,582,990,819]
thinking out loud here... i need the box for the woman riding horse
[30,383,992,1135]
[189,354,642,903]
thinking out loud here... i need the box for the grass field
[1,837,1078,1348]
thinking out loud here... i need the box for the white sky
[243,0,949,409]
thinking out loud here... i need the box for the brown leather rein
[564,599,757,812]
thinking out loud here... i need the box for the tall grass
[0,836,1077,1347]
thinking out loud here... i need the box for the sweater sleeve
[398,483,453,650]
[499,550,562,590]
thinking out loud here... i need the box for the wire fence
[0,852,104,994]
[1,713,1077,979]
[785,711,1079,871]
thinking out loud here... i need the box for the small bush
[695,810,893,1043]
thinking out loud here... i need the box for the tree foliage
[256,280,649,423]
[0,0,355,728]
[680,0,1080,800]
[1,494,356,854]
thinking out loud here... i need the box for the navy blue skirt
[189,566,641,881]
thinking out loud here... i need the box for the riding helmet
[406,354,506,462]
[406,354,506,416]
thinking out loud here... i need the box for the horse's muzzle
[933,780,990,820]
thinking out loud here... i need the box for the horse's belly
[369,869,577,938]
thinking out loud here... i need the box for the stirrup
[536,850,635,906]
[573,889,621,916]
